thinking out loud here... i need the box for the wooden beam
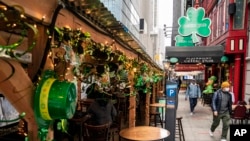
[145,82,150,126]
[27,25,48,80]
[0,58,38,141]
[128,70,136,127]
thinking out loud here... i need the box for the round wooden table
[150,103,166,107]
[119,126,170,141]
[150,103,166,121]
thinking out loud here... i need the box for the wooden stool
[175,116,185,141]
[149,112,163,127]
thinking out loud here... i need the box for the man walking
[185,79,201,115]
[209,81,233,141]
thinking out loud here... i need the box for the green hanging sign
[175,35,194,47]
[178,7,211,43]
[221,56,229,62]
[169,57,178,63]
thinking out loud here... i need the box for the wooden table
[150,103,166,108]
[119,126,170,141]
[150,103,166,121]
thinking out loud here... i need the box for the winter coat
[211,89,233,114]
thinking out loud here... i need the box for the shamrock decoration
[178,7,211,43]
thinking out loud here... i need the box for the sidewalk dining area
[66,89,250,141]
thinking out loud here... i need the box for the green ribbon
[0,112,25,122]
[0,29,25,50]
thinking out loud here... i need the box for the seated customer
[87,94,117,125]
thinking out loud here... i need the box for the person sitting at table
[87,93,117,125]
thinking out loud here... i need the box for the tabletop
[119,126,170,141]
[150,103,166,107]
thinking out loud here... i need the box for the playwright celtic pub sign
[176,7,211,45]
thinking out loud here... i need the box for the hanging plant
[140,63,148,73]
[110,50,127,64]
[53,27,90,55]
[0,4,38,60]
[152,72,163,83]
[84,42,113,61]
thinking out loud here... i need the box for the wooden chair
[109,111,122,141]
[149,111,163,127]
[83,123,110,141]
[231,105,247,124]
[175,117,185,141]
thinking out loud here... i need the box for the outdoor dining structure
[0,1,171,141]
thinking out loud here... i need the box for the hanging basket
[92,49,109,61]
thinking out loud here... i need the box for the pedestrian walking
[209,81,233,141]
[176,76,182,93]
[185,79,201,115]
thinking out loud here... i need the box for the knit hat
[221,81,230,88]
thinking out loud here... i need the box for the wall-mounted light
[162,60,170,71]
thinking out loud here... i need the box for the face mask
[223,88,230,92]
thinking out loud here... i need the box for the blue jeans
[189,98,198,112]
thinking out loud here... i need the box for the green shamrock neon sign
[178,7,211,43]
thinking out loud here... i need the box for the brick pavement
[176,90,229,141]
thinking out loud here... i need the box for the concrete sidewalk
[176,90,229,141]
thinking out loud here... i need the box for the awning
[165,46,224,63]
[175,71,203,76]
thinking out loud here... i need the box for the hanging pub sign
[175,64,205,71]
[174,35,194,47]
[177,7,211,44]
[178,56,221,63]
[165,46,224,63]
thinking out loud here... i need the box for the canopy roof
[165,46,224,63]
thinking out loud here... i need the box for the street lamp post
[162,60,171,80]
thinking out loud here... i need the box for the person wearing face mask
[209,81,233,141]
[185,79,201,115]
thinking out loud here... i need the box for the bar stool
[149,111,163,127]
[175,116,185,141]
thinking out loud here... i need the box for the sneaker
[221,139,227,141]
[209,130,214,136]
[190,112,193,115]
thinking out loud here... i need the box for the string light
[20,14,25,18]
[42,15,46,20]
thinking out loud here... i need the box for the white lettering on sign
[234,129,247,136]
[183,57,214,63]
[169,89,174,96]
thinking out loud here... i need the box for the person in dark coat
[87,95,117,125]
[209,81,233,141]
